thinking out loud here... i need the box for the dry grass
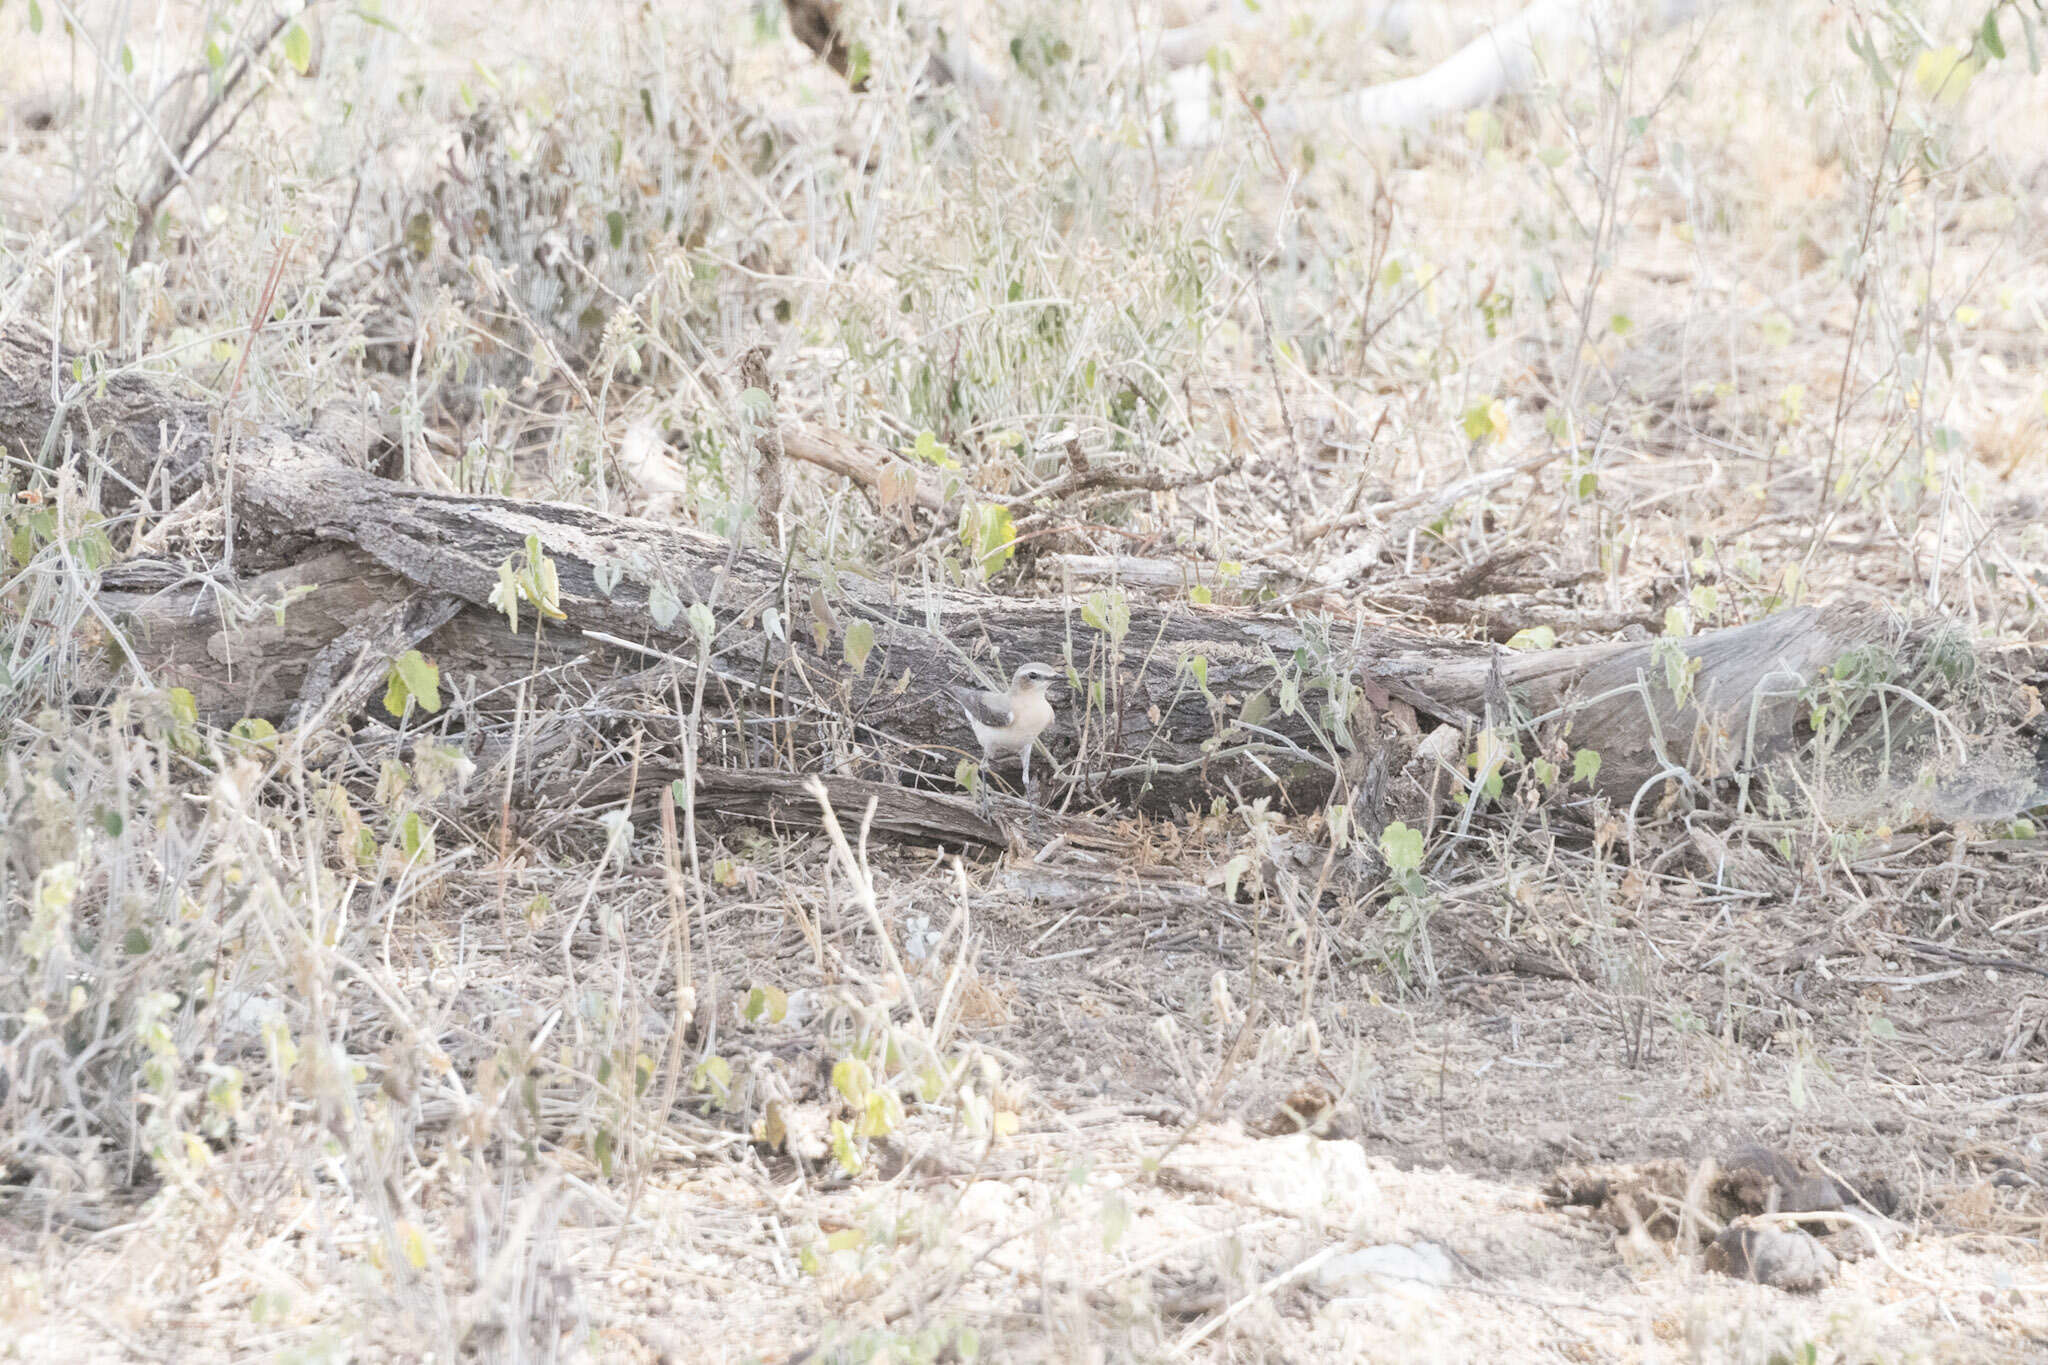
[4,1,2048,1361]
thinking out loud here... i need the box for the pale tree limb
[1169,0,1715,144]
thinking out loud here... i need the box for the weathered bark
[10,324,2028,824]
[0,327,215,512]
[579,766,1015,850]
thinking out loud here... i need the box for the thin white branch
[1171,0,1713,144]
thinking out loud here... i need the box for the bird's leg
[976,747,995,820]
[1024,742,1045,844]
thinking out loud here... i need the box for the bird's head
[1011,662,1061,696]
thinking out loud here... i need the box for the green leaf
[1460,398,1507,443]
[283,21,312,75]
[961,502,1018,576]
[1081,589,1130,644]
[907,429,956,467]
[165,687,202,755]
[124,927,151,955]
[524,535,565,620]
[1981,9,2006,60]
[593,1126,614,1178]
[1505,625,1556,651]
[606,209,625,249]
[394,650,440,714]
[693,1055,732,1100]
[686,600,715,644]
[229,717,278,749]
[120,42,134,74]
[744,984,787,1024]
[829,1118,861,1175]
[857,1088,902,1138]
[1379,821,1424,875]
[28,0,43,34]
[647,583,681,630]
[398,811,434,863]
[842,619,876,674]
[1572,748,1603,785]
[387,650,448,720]
[1240,691,1273,729]
[831,1058,872,1107]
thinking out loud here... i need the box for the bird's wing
[949,685,1014,730]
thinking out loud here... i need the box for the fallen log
[7,325,2035,830]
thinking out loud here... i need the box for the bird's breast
[1013,692,1054,740]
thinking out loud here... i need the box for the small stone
[1704,1219,1837,1292]
[1312,1241,1456,1296]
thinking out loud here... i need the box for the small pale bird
[950,662,1061,796]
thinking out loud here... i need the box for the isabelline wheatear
[950,663,1061,795]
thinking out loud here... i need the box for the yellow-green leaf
[648,584,681,629]
[396,1220,429,1270]
[1912,45,1976,104]
[843,620,877,674]
[961,502,1018,575]
[829,1118,861,1174]
[229,717,278,750]
[831,1058,872,1107]
[398,811,434,864]
[1379,821,1424,875]
[744,984,788,1024]
[1460,398,1508,443]
[858,1088,903,1138]
[282,22,312,75]
[693,1056,732,1099]
[395,650,440,713]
